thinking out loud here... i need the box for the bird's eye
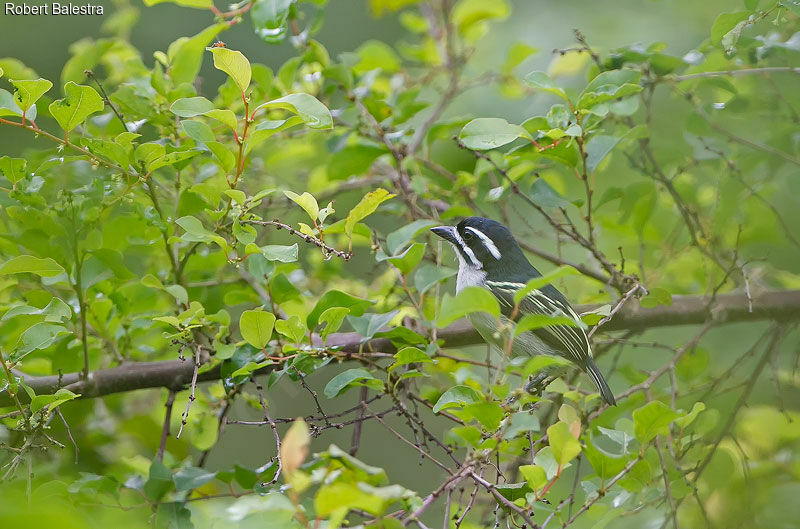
[462,230,474,241]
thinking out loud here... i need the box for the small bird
[431,217,616,405]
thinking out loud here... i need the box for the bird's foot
[523,373,553,396]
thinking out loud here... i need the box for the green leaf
[307,290,374,329]
[451,0,509,38]
[155,503,193,529]
[494,482,533,502]
[283,190,319,221]
[413,263,456,295]
[48,82,104,132]
[0,156,27,184]
[81,138,130,168]
[585,135,622,173]
[386,219,437,255]
[318,307,349,340]
[173,466,217,491]
[524,71,569,100]
[519,464,548,492]
[144,461,174,502]
[633,400,680,445]
[207,141,236,171]
[710,11,750,46]
[239,310,276,349]
[323,368,382,398]
[437,286,500,327]
[347,311,398,339]
[640,286,674,308]
[576,83,642,110]
[0,255,64,277]
[275,315,306,344]
[584,69,642,93]
[529,177,570,207]
[146,149,201,172]
[30,388,80,415]
[141,274,188,305]
[459,117,530,150]
[169,23,227,85]
[181,120,215,143]
[463,401,504,430]
[380,242,426,275]
[328,144,386,181]
[3,297,72,323]
[547,421,581,466]
[144,0,213,7]
[9,78,52,111]
[584,439,628,480]
[503,42,538,74]
[504,412,541,438]
[170,96,215,117]
[390,347,432,371]
[14,323,69,358]
[205,109,238,130]
[353,40,401,73]
[259,244,298,262]
[175,215,228,251]
[433,385,481,413]
[0,88,26,118]
[251,0,294,43]
[256,93,333,129]
[344,188,395,240]
[674,402,706,428]
[208,47,251,92]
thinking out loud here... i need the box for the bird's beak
[430,225,458,245]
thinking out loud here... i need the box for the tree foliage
[1,0,800,528]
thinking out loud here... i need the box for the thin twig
[157,390,176,462]
[84,69,128,132]
[255,383,282,485]
[176,349,200,439]
[245,219,352,260]
[56,407,79,464]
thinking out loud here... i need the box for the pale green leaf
[208,47,252,92]
[344,188,395,240]
[239,310,276,349]
[433,385,481,413]
[48,82,104,132]
[459,117,531,150]
[0,255,64,277]
[9,78,52,111]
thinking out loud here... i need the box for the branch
[2,289,799,407]
[671,66,800,82]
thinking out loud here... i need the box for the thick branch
[3,289,798,407]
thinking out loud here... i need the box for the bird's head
[430,217,530,277]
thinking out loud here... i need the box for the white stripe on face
[465,226,502,260]
[452,228,482,269]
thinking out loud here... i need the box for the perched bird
[431,217,616,405]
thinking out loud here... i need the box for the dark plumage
[431,217,616,405]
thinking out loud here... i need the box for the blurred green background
[0,0,731,153]
[2,1,799,528]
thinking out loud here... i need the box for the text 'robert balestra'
[5,3,104,15]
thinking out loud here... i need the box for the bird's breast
[455,265,487,293]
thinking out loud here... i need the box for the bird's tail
[583,357,616,406]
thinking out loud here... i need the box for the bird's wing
[485,280,591,363]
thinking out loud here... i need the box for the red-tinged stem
[537,466,563,499]
[231,91,250,187]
